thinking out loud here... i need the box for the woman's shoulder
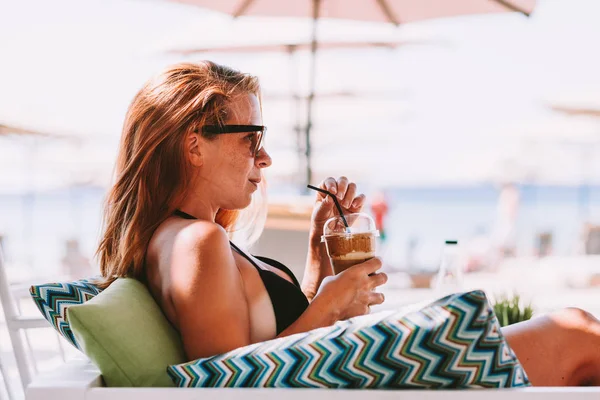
[149,218,236,298]
[149,218,230,267]
[174,219,229,252]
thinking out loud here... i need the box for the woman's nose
[255,148,272,168]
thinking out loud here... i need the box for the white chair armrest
[26,359,600,400]
[86,387,600,400]
[26,358,103,400]
[11,315,52,330]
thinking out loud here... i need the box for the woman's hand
[310,176,366,235]
[312,257,387,320]
[303,176,367,302]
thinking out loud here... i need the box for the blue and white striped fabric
[29,278,103,348]
[168,290,530,389]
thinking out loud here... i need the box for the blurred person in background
[491,182,520,262]
[60,238,92,279]
[465,226,493,272]
[370,191,389,241]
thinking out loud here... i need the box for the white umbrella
[170,0,537,187]
[546,101,600,219]
[546,92,600,119]
[484,116,600,182]
[167,39,426,55]
[0,124,114,194]
[168,38,424,184]
[549,104,600,118]
[0,123,50,137]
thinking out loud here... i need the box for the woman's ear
[187,131,203,167]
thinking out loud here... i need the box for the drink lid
[321,212,379,242]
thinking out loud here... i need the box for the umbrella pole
[286,45,304,187]
[304,0,320,190]
[579,144,592,222]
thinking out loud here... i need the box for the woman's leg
[502,308,600,386]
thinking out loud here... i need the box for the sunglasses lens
[254,130,265,156]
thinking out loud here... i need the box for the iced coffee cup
[321,213,379,275]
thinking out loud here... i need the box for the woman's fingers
[336,176,349,202]
[369,272,388,289]
[350,193,365,212]
[369,292,385,306]
[319,176,360,201]
[319,177,338,198]
[359,257,383,275]
[319,176,364,213]
[343,182,357,208]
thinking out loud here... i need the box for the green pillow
[68,278,186,387]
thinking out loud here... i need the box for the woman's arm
[301,228,333,302]
[169,221,252,360]
[282,257,386,338]
[277,291,338,337]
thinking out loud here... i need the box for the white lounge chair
[25,358,600,400]
[0,245,63,399]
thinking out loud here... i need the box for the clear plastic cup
[321,213,379,275]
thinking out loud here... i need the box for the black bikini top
[173,209,309,334]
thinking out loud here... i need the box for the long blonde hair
[96,61,265,289]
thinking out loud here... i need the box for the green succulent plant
[492,294,534,327]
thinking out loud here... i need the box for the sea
[2,184,600,276]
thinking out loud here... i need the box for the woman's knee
[552,307,600,333]
[551,308,600,380]
[504,308,600,386]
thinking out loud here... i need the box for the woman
[97,61,600,387]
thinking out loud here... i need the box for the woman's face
[194,93,272,210]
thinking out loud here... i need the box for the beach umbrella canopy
[169,0,537,187]
[171,1,536,23]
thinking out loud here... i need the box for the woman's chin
[225,196,253,211]
[243,194,254,208]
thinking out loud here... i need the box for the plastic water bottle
[433,240,464,294]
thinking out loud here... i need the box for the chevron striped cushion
[29,278,103,349]
[168,290,530,389]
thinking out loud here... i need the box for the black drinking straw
[307,184,349,229]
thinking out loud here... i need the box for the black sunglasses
[199,124,267,157]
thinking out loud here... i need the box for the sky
[1,0,600,193]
